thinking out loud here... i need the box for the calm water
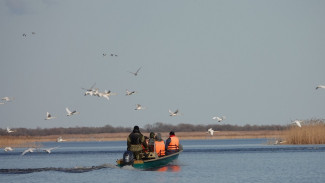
[1,139,325,183]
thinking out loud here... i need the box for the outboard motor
[123,151,134,165]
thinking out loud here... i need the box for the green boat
[116,148,182,169]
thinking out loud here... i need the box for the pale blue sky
[1,0,324,129]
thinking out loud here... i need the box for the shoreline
[0,130,283,147]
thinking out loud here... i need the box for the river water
[1,139,325,183]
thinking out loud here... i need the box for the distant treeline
[1,122,290,136]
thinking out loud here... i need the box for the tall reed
[284,120,325,144]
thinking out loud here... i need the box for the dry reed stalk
[284,123,325,144]
[0,130,283,148]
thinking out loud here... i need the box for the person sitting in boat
[148,132,155,152]
[155,133,165,157]
[142,136,149,153]
[127,126,148,160]
[165,131,179,155]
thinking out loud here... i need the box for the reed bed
[0,131,282,148]
[284,121,325,144]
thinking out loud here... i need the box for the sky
[0,0,325,129]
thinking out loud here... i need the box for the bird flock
[2,31,325,151]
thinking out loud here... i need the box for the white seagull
[42,147,59,154]
[57,136,66,142]
[6,127,14,133]
[21,148,36,156]
[292,120,303,128]
[66,108,79,116]
[212,116,226,122]
[82,83,96,96]
[4,147,13,152]
[45,112,56,120]
[126,89,136,96]
[135,104,145,110]
[169,109,180,116]
[206,128,218,136]
[129,67,142,76]
[2,97,14,102]
[100,90,117,100]
[316,85,325,90]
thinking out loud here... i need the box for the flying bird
[2,97,14,102]
[292,120,302,128]
[206,128,218,136]
[82,83,96,96]
[99,90,117,100]
[57,136,66,142]
[126,90,136,96]
[6,127,14,133]
[66,108,79,116]
[21,148,36,156]
[4,147,13,152]
[169,109,180,116]
[135,104,145,110]
[42,147,59,154]
[212,116,226,122]
[45,112,56,120]
[129,67,142,76]
[22,33,27,37]
[316,85,325,90]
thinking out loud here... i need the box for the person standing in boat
[155,133,165,157]
[165,131,179,155]
[127,126,147,160]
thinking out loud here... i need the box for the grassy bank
[284,122,325,144]
[0,130,282,148]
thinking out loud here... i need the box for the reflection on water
[148,165,181,172]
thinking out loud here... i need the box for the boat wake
[0,163,118,174]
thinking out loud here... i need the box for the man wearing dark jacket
[127,126,147,160]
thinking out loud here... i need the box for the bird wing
[66,108,71,114]
[136,67,142,73]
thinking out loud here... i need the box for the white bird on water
[4,147,13,152]
[6,127,14,133]
[21,148,36,156]
[316,85,325,90]
[212,116,226,122]
[292,120,303,128]
[66,108,79,116]
[206,128,218,136]
[45,112,56,120]
[42,147,59,154]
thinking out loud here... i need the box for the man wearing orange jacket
[165,131,179,155]
[154,133,165,157]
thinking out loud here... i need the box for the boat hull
[117,151,182,169]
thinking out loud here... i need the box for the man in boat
[127,126,148,160]
[148,132,155,152]
[155,133,165,157]
[165,131,179,155]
